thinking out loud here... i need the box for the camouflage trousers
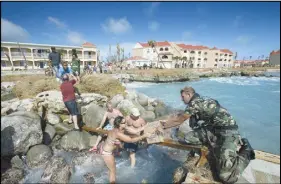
[179,129,250,184]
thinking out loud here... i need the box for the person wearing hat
[60,73,80,130]
[123,108,147,168]
[160,86,255,184]
[71,49,81,82]
[48,47,61,80]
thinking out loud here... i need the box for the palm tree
[249,56,252,60]
[147,40,166,68]
[121,48,125,61]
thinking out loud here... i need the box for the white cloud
[48,16,66,28]
[98,42,136,61]
[148,21,159,31]
[144,2,160,16]
[1,18,29,42]
[67,31,85,45]
[182,31,192,40]
[236,35,254,45]
[101,17,132,35]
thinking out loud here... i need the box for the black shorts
[73,71,80,76]
[124,143,138,153]
[64,99,79,115]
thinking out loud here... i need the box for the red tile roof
[125,56,149,61]
[139,41,170,48]
[270,50,280,55]
[220,49,233,54]
[177,44,209,50]
[82,42,96,47]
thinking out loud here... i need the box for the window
[184,50,187,53]
[215,53,218,55]
[228,59,231,62]
[20,61,24,66]
[215,59,218,61]
[224,59,227,61]
[198,58,201,61]
[165,47,169,51]
[147,50,150,53]
[160,48,164,51]
[224,54,228,56]
[190,51,195,54]
[204,52,207,55]
[220,54,223,56]
[198,51,201,54]
[162,55,168,59]
[204,58,207,61]
[214,64,217,67]
[219,59,222,61]
[197,64,200,67]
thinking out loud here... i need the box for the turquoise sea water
[126,75,280,155]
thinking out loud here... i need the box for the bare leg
[72,115,79,129]
[129,152,136,168]
[94,135,103,147]
[102,155,116,184]
[69,114,73,123]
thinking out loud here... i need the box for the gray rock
[83,173,95,184]
[117,99,136,116]
[88,135,98,147]
[1,168,24,184]
[132,100,146,114]
[1,111,43,157]
[72,151,104,168]
[141,111,156,122]
[145,105,155,112]
[154,103,169,118]
[26,144,53,168]
[83,104,106,128]
[137,93,149,107]
[79,93,107,106]
[59,131,91,151]
[125,91,138,101]
[54,123,72,135]
[46,113,61,125]
[40,156,71,183]
[11,155,24,169]
[43,124,56,145]
[110,94,124,107]
[50,135,62,151]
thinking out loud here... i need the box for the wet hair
[114,116,124,129]
[180,86,195,95]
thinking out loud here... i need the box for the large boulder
[132,100,146,114]
[145,105,155,112]
[1,168,24,184]
[40,156,72,183]
[1,111,43,157]
[125,90,138,101]
[26,144,53,168]
[79,93,107,106]
[83,104,106,128]
[54,123,73,135]
[46,113,61,125]
[137,93,149,107]
[154,103,170,118]
[141,111,156,122]
[11,155,24,170]
[110,94,124,107]
[117,99,136,116]
[43,124,56,145]
[72,151,104,168]
[59,131,91,151]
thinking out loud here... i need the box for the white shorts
[104,124,113,131]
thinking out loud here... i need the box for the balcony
[33,53,49,59]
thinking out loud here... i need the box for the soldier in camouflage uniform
[161,86,255,184]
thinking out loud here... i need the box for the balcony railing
[33,53,49,59]
[11,52,32,57]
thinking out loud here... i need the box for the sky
[1,2,280,60]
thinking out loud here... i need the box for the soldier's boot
[173,150,196,184]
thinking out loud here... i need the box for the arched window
[162,55,168,59]
[160,48,164,51]
[184,50,187,53]
[190,50,195,54]
[214,64,217,67]
[165,47,169,51]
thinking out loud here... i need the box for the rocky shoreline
[1,87,175,183]
[117,70,278,83]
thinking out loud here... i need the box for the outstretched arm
[97,113,108,129]
[161,113,191,129]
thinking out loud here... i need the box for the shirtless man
[123,108,147,168]
[90,102,123,151]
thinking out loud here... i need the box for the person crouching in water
[60,74,80,130]
[92,116,154,184]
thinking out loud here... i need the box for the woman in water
[90,116,154,184]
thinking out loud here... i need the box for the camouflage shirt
[185,93,237,127]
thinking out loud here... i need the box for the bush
[4,74,126,100]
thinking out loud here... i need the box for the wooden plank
[254,150,280,164]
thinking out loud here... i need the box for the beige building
[1,41,98,70]
[132,41,235,69]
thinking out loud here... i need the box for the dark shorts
[124,143,138,153]
[73,71,80,76]
[64,99,79,115]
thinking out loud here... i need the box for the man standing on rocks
[60,74,80,131]
[48,47,61,81]
[160,86,255,184]
[89,102,124,152]
[123,108,147,168]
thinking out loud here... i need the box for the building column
[30,48,35,69]
[8,47,14,70]
[67,50,70,61]
[82,51,85,68]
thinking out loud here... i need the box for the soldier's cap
[180,86,195,94]
[131,108,140,117]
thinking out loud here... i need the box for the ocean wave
[271,90,280,93]
[208,77,260,86]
